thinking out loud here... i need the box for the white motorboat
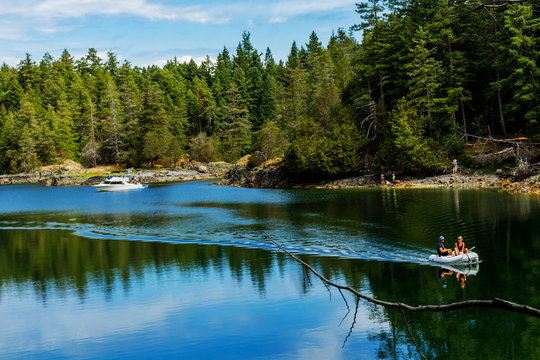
[93,174,147,192]
[429,251,479,265]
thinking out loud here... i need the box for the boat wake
[0,219,437,267]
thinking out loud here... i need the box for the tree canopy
[0,0,538,176]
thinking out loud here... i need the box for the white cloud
[268,17,287,24]
[39,25,80,34]
[0,0,230,45]
[0,20,30,40]
[0,55,21,65]
[178,55,210,65]
[141,55,211,68]
[0,0,353,25]
[0,0,227,24]
[264,0,353,23]
[0,0,356,65]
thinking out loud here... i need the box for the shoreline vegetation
[1,158,538,195]
[1,2,539,187]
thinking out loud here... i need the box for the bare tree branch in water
[264,232,540,358]
[338,289,351,328]
[343,297,360,348]
[400,308,428,360]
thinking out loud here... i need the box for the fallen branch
[463,0,526,8]
[264,232,540,319]
[265,231,540,359]
[401,307,428,360]
[464,134,531,147]
[472,147,515,165]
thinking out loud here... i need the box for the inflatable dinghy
[429,251,479,265]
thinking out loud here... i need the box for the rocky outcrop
[0,173,43,185]
[393,174,501,189]
[499,176,540,194]
[391,174,539,194]
[219,166,293,188]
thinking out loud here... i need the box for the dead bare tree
[356,99,378,141]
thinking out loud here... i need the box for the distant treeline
[0,0,537,176]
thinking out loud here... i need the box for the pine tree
[158,68,189,163]
[233,31,264,130]
[0,65,24,112]
[351,0,387,107]
[17,54,41,91]
[260,47,277,123]
[16,91,42,172]
[328,28,357,91]
[117,62,141,166]
[495,4,539,129]
[138,81,174,166]
[53,93,77,160]
[199,56,215,87]
[286,41,299,69]
[306,31,323,56]
[0,111,19,172]
[77,48,102,76]
[220,83,252,162]
[309,52,340,129]
[105,50,119,77]
[187,76,216,135]
[212,47,233,108]
[406,26,445,136]
[428,4,471,135]
[382,98,436,170]
[98,76,124,164]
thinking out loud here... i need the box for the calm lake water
[0,181,539,359]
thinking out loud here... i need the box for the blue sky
[0,0,360,67]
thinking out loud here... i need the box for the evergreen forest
[0,0,538,176]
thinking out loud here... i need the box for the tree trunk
[497,70,507,136]
[90,100,97,168]
[461,99,467,142]
[110,84,120,165]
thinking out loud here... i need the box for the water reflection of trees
[0,229,280,300]
[1,215,539,358]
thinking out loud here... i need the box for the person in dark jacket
[437,236,453,256]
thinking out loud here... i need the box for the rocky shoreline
[218,166,540,195]
[0,162,233,187]
[1,160,538,195]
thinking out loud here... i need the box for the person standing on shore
[380,173,385,185]
[452,159,458,174]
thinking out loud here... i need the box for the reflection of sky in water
[0,261,388,360]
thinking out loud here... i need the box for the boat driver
[437,236,453,256]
